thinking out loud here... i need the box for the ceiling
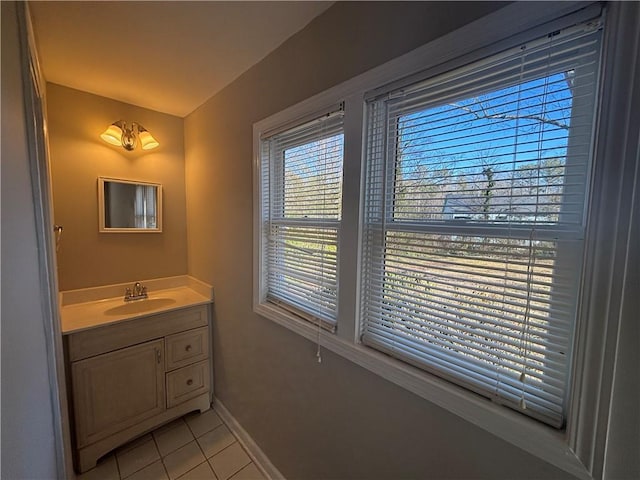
[29,1,333,117]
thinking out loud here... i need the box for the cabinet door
[72,339,165,448]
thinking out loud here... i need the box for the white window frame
[258,106,345,329]
[253,2,637,477]
[359,21,603,430]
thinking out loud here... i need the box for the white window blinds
[261,109,344,329]
[134,185,157,228]
[361,21,602,427]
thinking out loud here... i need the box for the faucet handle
[125,282,146,301]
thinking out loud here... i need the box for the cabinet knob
[185,344,192,352]
[186,379,193,386]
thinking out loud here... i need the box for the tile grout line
[114,451,123,480]
[213,399,283,480]
[176,463,199,480]
[119,436,161,480]
[209,440,237,457]
[151,430,171,480]
[192,408,252,480]
[223,457,253,480]
[189,424,213,480]
[213,407,264,479]
[114,448,123,479]
[174,413,217,480]
[208,423,251,480]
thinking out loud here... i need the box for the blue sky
[397,72,573,178]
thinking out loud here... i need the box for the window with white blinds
[260,109,344,329]
[361,21,603,427]
[134,185,157,229]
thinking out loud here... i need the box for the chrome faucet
[124,281,148,302]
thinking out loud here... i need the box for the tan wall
[185,2,572,479]
[47,84,188,291]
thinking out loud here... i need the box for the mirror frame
[98,177,163,233]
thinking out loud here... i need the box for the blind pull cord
[496,54,526,402]
[519,54,553,410]
[316,113,330,365]
[519,226,537,410]
[316,317,323,364]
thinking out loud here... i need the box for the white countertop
[60,277,213,335]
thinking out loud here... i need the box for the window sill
[255,302,591,479]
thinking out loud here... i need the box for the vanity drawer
[165,326,209,370]
[68,305,208,361]
[166,360,210,408]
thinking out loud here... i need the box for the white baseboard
[213,398,285,480]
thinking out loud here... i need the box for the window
[134,185,157,229]
[258,107,344,329]
[253,2,635,474]
[361,23,602,427]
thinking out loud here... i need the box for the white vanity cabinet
[66,304,212,473]
[72,339,166,449]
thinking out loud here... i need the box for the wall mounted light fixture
[100,121,159,151]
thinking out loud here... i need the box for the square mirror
[98,177,162,232]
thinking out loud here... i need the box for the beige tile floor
[78,408,266,480]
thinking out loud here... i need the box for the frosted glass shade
[100,123,123,146]
[139,130,159,150]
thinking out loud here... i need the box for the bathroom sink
[104,298,176,316]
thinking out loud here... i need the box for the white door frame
[16,3,73,477]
